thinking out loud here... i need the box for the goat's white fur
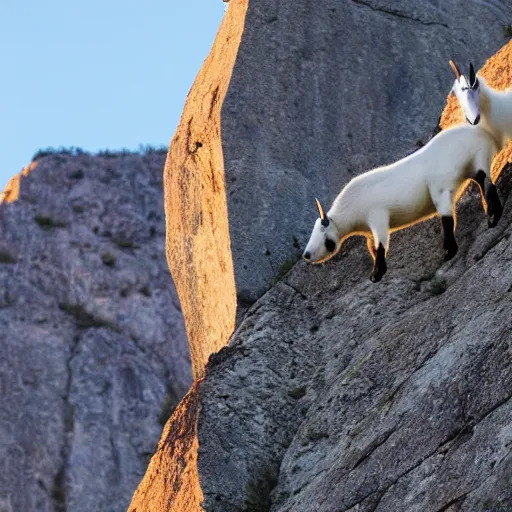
[304,124,497,266]
[458,75,512,151]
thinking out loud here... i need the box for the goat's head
[303,198,340,263]
[449,60,480,126]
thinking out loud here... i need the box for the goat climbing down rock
[449,59,508,225]
[303,124,499,282]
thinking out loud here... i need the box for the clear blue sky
[0,1,225,189]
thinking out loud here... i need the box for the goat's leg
[441,216,458,260]
[433,188,458,261]
[368,213,389,282]
[474,170,502,228]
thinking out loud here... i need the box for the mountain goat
[449,60,508,227]
[303,124,498,282]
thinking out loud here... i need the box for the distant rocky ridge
[0,149,191,512]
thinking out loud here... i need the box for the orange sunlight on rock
[164,0,248,380]
[130,0,249,509]
[128,382,204,512]
[0,161,37,204]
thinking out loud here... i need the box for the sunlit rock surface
[164,0,248,379]
[0,150,191,512]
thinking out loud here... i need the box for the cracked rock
[0,151,191,512]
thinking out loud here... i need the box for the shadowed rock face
[0,151,191,512]
[166,0,512,378]
[132,33,512,512]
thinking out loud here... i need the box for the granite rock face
[132,32,512,512]
[166,0,512,377]
[0,151,191,512]
[222,0,511,304]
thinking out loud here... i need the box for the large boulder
[131,37,512,512]
[166,0,512,378]
[0,151,191,512]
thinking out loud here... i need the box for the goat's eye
[325,238,336,252]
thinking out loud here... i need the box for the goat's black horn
[469,62,477,88]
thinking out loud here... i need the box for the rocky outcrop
[132,25,512,512]
[164,0,246,378]
[0,150,191,512]
[167,0,512,378]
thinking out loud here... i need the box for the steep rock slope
[0,151,191,512]
[167,0,512,378]
[131,38,512,512]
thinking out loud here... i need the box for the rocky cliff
[167,0,512,378]
[0,150,191,512]
[131,2,512,510]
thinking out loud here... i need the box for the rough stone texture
[0,151,191,512]
[224,0,510,304]
[164,0,247,378]
[131,39,512,512]
[128,384,204,512]
[167,0,512,379]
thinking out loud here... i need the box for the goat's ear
[449,60,461,80]
[469,62,477,88]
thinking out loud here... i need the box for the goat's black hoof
[370,273,382,283]
[444,245,458,261]
[488,208,502,228]
[370,266,387,283]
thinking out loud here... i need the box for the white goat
[303,124,498,282]
[450,60,512,150]
[449,60,505,227]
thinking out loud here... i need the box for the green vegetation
[272,254,301,284]
[430,276,447,295]
[503,24,512,38]
[34,215,68,230]
[244,465,279,512]
[288,385,307,399]
[158,384,180,426]
[139,284,152,297]
[101,252,116,267]
[32,144,167,162]
[99,144,167,158]
[59,302,120,332]
[70,169,85,180]
[32,146,87,160]
[0,249,17,264]
[138,144,168,155]
[346,354,372,380]
[113,236,137,250]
